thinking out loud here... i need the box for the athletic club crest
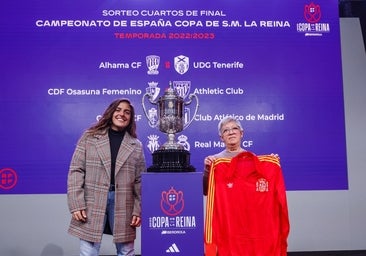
[174,55,189,75]
[172,81,191,99]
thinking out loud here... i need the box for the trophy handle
[141,93,158,128]
[183,93,199,129]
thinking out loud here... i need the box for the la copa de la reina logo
[148,187,197,234]
[296,2,331,36]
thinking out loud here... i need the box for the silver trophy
[142,81,199,150]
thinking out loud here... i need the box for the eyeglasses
[221,126,240,135]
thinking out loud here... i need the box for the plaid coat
[67,130,146,243]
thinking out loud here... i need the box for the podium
[141,172,204,255]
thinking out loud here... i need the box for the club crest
[174,55,189,75]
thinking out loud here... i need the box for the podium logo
[166,243,180,253]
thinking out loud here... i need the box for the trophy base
[147,149,196,173]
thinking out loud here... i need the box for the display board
[0,0,347,194]
[141,172,203,255]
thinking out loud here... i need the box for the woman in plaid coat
[67,98,146,256]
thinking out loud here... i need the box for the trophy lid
[160,81,182,101]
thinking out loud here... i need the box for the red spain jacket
[204,151,290,256]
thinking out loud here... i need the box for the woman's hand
[130,215,141,227]
[72,210,87,222]
[204,155,216,172]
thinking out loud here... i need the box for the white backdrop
[0,18,365,255]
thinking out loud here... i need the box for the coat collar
[94,130,137,177]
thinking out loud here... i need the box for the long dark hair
[87,98,137,138]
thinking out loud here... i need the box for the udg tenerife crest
[173,81,191,100]
[146,55,160,75]
[174,55,189,75]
